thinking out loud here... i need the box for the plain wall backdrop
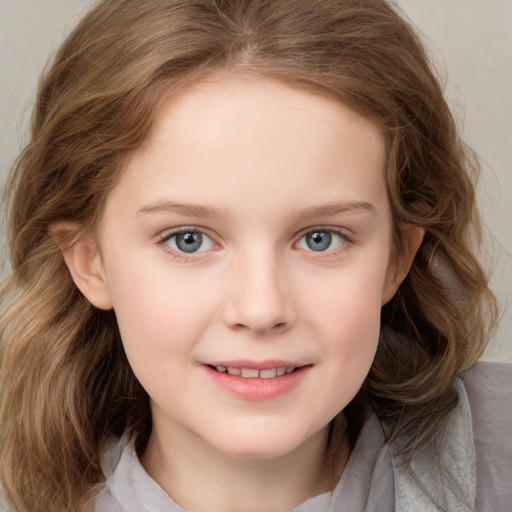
[0,0,511,362]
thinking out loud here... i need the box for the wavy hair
[0,0,497,510]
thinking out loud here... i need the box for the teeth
[241,368,259,378]
[214,365,298,378]
[259,368,277,379]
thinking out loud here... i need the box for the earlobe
[50,222,113,310]
[382,226,425,305]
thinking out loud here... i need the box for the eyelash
[157,227,215,261]
[157,226,353,261]
[295,227,352,256]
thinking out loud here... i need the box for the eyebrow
[136,201,220,218]
[291,201,376,221]
[136,200,376,219]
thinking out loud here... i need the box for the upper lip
[202,360,307,370]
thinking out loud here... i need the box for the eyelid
[294,225,352,241]
[155,225,353,260]
[157,226,219,258]
[293,226,353,253]
[158,226,211,243]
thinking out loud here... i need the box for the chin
[204,422,324,461]
[224,442,294,460]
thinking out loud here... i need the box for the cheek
[310,264,386,330]
[306,266,386,373]
[106,262,216,365]
[323,295,381,371]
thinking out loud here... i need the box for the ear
[50,221,113,310]
[381,225,424,305]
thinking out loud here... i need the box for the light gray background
[1,0,511,361]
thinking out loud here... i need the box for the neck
[140,418,349,512]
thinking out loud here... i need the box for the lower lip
[203,365,311,401]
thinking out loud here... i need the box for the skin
[60,76,423,512]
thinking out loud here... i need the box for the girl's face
[70,77,419,461]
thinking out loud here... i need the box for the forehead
[109,76,388,221]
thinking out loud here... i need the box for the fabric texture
[388,380,476,512]
[93,361,512,512]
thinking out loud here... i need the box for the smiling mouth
[207,365,303,379]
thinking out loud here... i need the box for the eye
[296,229,347,252]
[161,229,214,254]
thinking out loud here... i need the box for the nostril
[273,322,287,330]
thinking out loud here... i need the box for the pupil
[176,232,202,253]
[306,231,331,251]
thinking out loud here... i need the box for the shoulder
[461,361,512,510]
[461,361,512,442]
[462,360,512,402]
[385,361,511,511]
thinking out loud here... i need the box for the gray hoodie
[93,362,512,512]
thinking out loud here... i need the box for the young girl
[1,1,510,511]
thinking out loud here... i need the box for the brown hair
[0,0,497,510]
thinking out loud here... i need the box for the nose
[221,250,296,335]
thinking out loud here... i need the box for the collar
[388,379,476,512]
